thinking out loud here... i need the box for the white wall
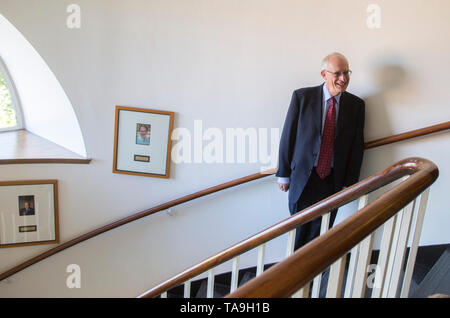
[0,0,449,297]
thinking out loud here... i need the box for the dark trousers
[289,169,338,251]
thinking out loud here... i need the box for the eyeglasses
[326,70,352,77]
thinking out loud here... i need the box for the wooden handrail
[226,157,438,297]
[0,121,448,282]
[364,121,450,149]
[137,157,438,298]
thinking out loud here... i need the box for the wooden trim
[0,158,91,164]
[112,106,120,175]
[165,109,174,178]
[138,157,438,298]
[364,121,450,149]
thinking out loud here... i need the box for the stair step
[195,280,230,298]
[411,247,450,298]
[239,271,256,286]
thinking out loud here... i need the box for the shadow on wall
[335,60,410,228]
[363,60,410,169]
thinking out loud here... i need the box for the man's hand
[278,182,290,192]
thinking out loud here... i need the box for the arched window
[0,13,87,159]
[0,58,23,132]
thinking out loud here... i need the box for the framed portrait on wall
[113,106,174,178]
[0,180,59,248]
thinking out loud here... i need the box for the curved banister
[0,121,448,282]
[226,157,438,297]
[137,157,438,297]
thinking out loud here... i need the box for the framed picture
[0,180,59,248]
[113,106,174,178]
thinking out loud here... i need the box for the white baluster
[386,200,415,297]
[382,206,404,298]
[207,269,215,298]
[230,256,240,293]
[344,245,359,298]
[311,212,330,298]
[351,232,374,298]
[381,176,408,297]
[184,280,191,298]
[292,282,310,298]
[400,189,430,298]
[311,274,322,298]
[344,195,369,297]
[348,194,371,298]
[285,229,296,257]
[256,244,266,276]
[326,255,347,298]
[371,214,397,298]
[286,230,300,298]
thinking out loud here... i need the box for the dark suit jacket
[276,84,365,205]
[19,207,35,216]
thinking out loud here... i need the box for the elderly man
[19,201,35,216]
[276,52,365,250]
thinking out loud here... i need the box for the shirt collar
[323,83,341,104]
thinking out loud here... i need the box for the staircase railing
[364,121,450,149]
[0,121,448,289]
[138,157,438,298]
[227,158,438,298]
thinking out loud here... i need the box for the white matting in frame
[113,106,174,178]
[0,180,59,248]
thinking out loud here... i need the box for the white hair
[321,52,348,71]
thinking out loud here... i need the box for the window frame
[0,57,24,132]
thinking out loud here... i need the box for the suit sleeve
[276,91,300,179]
[344,101,365,187]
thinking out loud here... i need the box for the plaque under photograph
[0,180,59,248]
[113,106,174,178]
[19,225,37,233]
[134,154,150,162]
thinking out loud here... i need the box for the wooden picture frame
[0,180,59,248]
[113,106,174,178]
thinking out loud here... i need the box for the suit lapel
[335,91,347,139]
[311,84,323,137]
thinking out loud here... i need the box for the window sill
[0,129,91,164]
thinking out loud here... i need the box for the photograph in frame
[18,195,35,216]
[136,123,151,146]
[0,180,59,248]
[113,106,174,178]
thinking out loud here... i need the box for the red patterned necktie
[316,97,336,179]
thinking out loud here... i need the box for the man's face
[139,126,147,138]
[321,55,350,96]
[24,202,29,209]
